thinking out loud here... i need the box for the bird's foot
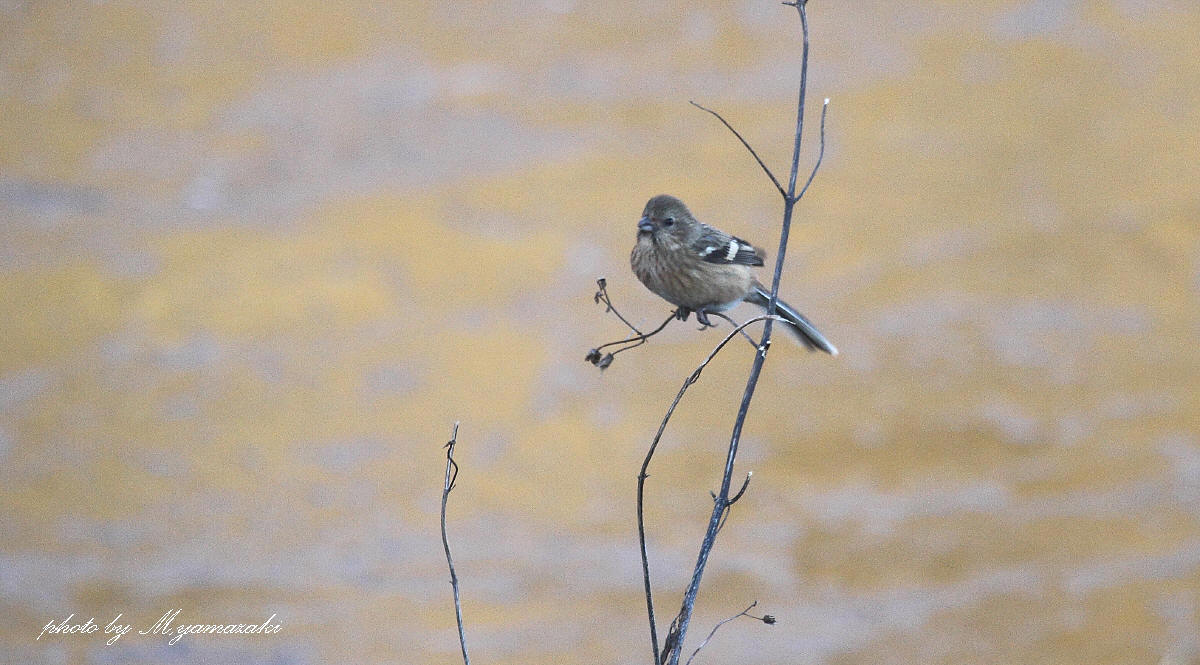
[695,309,716,330]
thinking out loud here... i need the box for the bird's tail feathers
[748,285,838,355]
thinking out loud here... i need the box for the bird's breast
[631,239,754,311]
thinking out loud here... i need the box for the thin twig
[689,101,786,198]
[716,472,754,533]
[595,311,678,354]
[796,99,828,202]
[663,3,823,663]
[441,422,471,665]
[684,601,764,665]
[588,278,679,369]
[728,472,753,506]
[637,314,787,665]
[594,277,644,334]
[704,311,760,348]
[784,0,811,199]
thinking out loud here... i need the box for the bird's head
[638,194,691,241]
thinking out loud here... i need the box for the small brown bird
[630,194,837,355]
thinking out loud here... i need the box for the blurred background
[2,1,1198,664]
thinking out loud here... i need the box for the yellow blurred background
[2,1,1198,664]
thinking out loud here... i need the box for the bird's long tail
[747,284,838,355]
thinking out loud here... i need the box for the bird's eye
[663,217,675,226]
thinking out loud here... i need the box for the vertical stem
[665,337,772,665]
[785,3,811,199]
[638,316,785,665]
[638,465,661,664]
[441,422,471,665]
[662,3,812,664]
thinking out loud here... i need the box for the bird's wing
[691,224,765,266]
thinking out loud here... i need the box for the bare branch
[594,277,643,334]
[662,3,825,663]
[587,278,680,369]
[715,472,753,534]
[441,422,471,665]
[795,98,828,202]
[728,471,753,506]
[689,101,786,198]
[704,311,760,348]
[637,314,787,664]
[684,601,768,665]
[785,0,811,198]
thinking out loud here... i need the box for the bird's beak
[638,216,654,233]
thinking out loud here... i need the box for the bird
[630,194,837,355]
